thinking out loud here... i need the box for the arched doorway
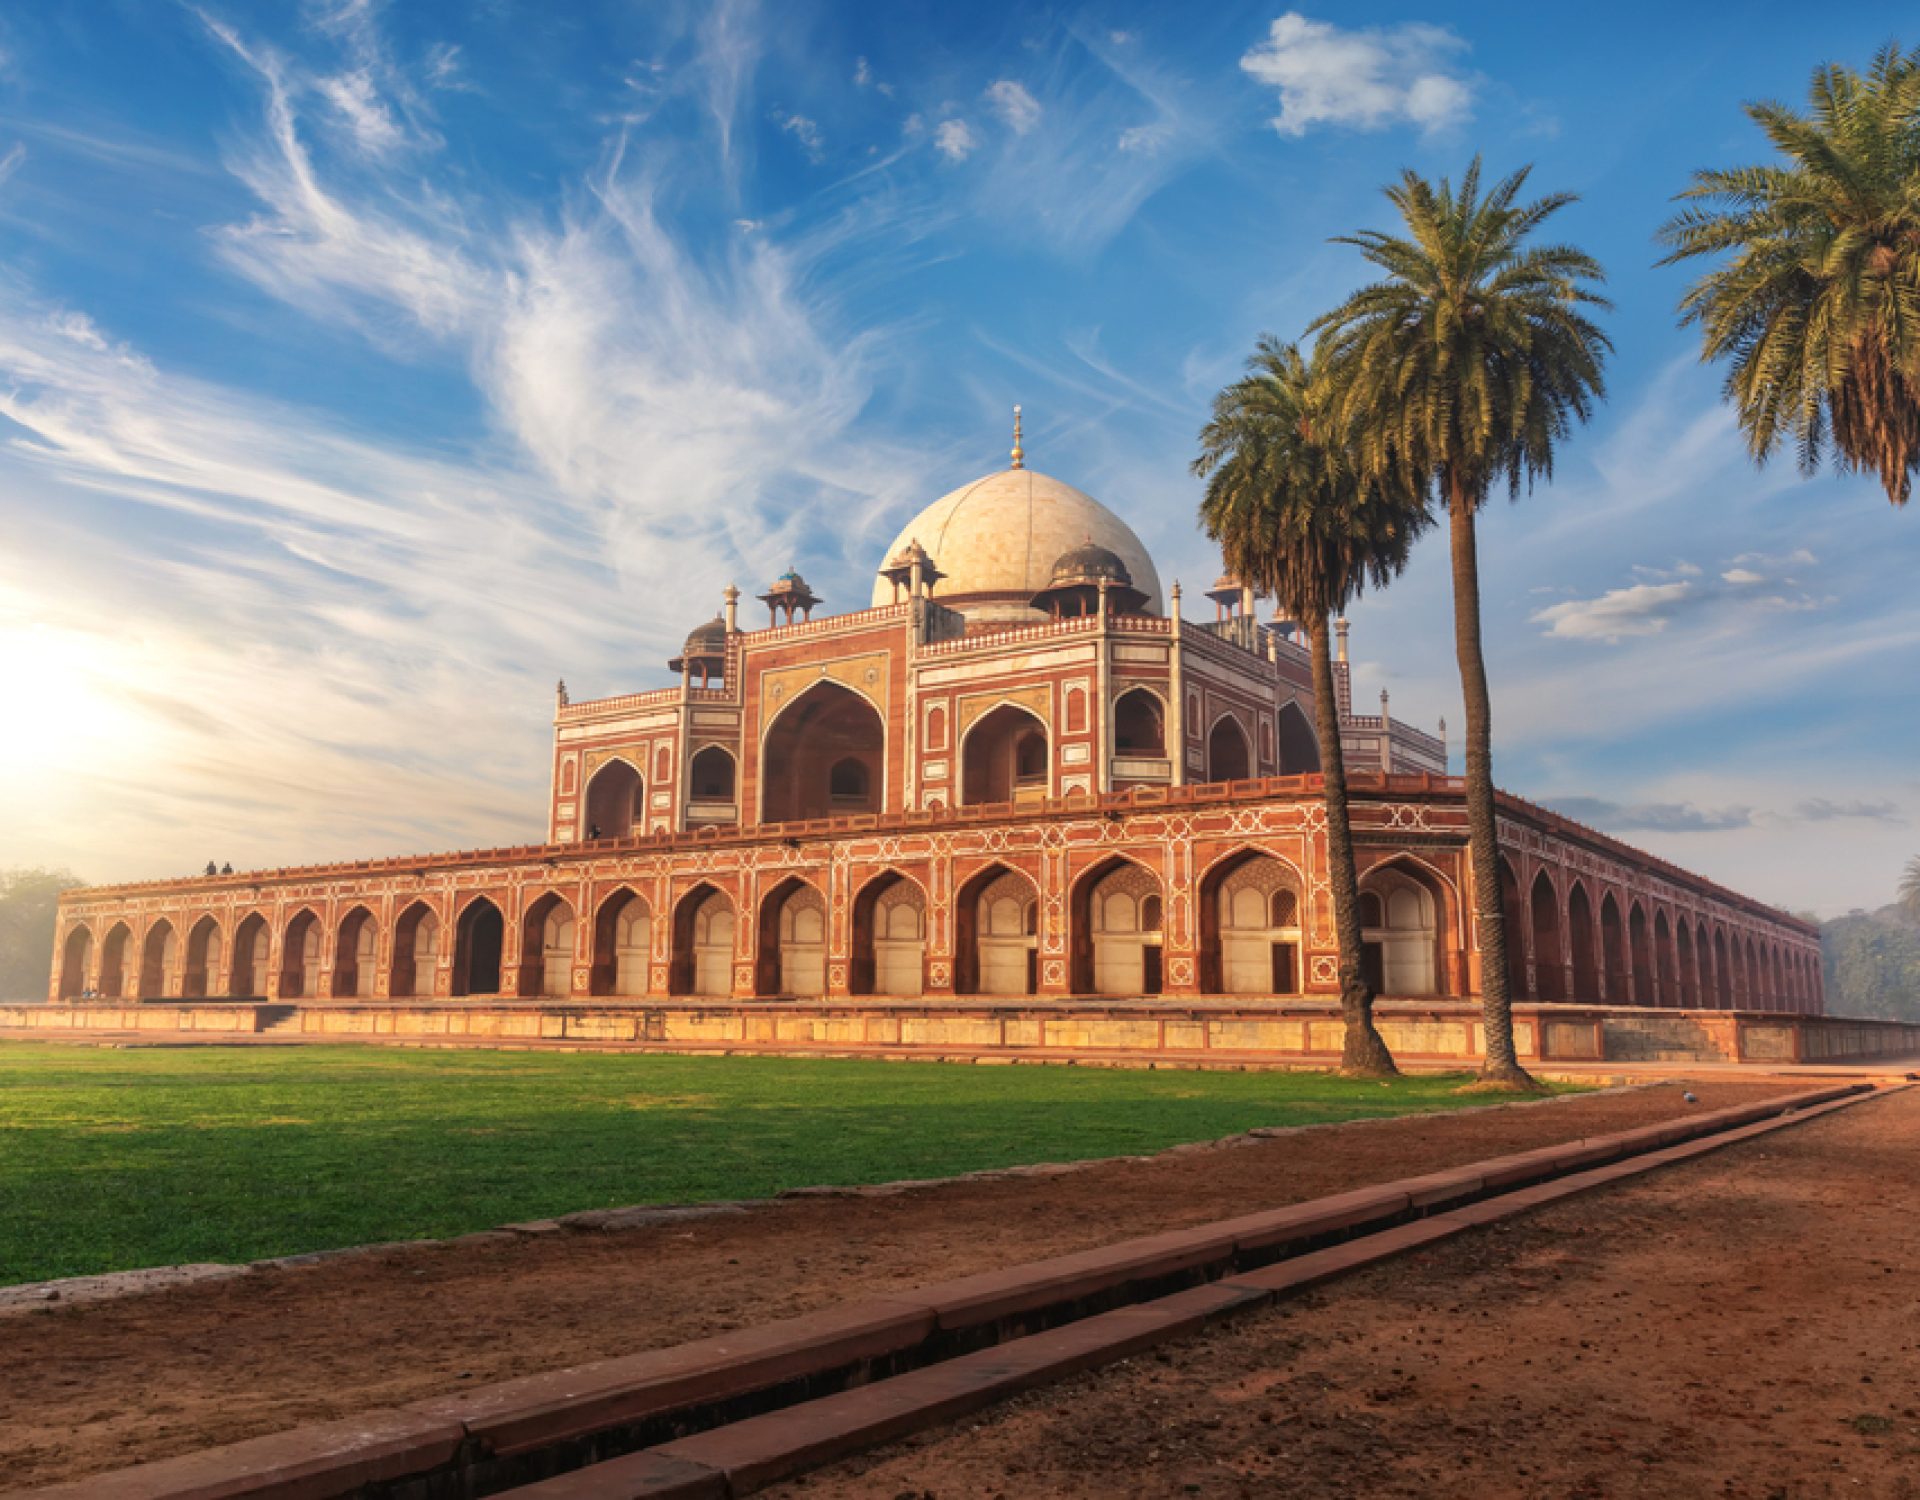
[757,878,826,997]
[1529,872,1563,1002]
[142,919,180,998]
[332,907,378,998]
[230,913,270,997]
[1567,882,1598,1000]
[1199,851,1303,995]
[582,759,644,840]
[1498,859,1527,998]
[280,910,322,999]
[961,704,1050,806]
[1745,935,1762,1006]
[1600,893,1626,1003]
[671,885,736,997]
[954,864,1038,995]
[1276,701,1320,774]
[58,924,92,999]
[453,897,504,996]
[1111,689,1166,758]
[390,902,439,998]
[182,917,217,998]
[1072,859,1163,996]
[1676,918,1700,1007]
[1653,910,1674,1007]
[688,746,737,807]
[1205,716,1251,783]
[761,682,885,823]
[98,922,132,998]
[591,888,652,996]
[851,872,926,995]
[1713,928,1732,1007]
[1359,860,1443,996]
[519,893,576,998]
[1628,902,1651,1005]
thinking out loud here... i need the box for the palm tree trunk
[1309,613,1396,1077]
[1446,476,1535,1088]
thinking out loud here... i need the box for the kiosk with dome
[38,421,1830,1065]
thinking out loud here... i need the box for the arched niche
[850,872,926,996]
[230,913,271,998]
[58,923,92,999]
[583,758,644,840]
[453,897,504,997]
[670,885,736,997]
[953,864,1038,996]
[1276,702,1320,774]
[1205,715,1252,784]
[182,916,218,998]
[592,888,652,997]
[142,918,180,998]
[98,922,133,999]
[1567,881,1598,1000]
[1529,872,1562,1002]
[961,704,1049,806]
[756,877,826,997]
[280,909,323,1000]
[332,907,378,998]
[688,746,737,805]
[1599,893,1626,1004]
[1199,850,1303,996]
[519,892,576,998]
[761,682,884,823]
[1112,689,1164,757]
[1359,858,1445,997]
[1070,858,1163,996]
[1628,902,1651,1005]
[390,901,440,998]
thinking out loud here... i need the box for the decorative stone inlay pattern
[956,683,1051,739]
[761,650,890,722]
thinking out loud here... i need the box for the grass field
[0,1042,1558,1285]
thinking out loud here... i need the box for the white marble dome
[871,466,1164,624]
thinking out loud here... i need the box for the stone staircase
[253,1004,304,1037]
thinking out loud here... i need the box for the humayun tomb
[29,418,1886,1069]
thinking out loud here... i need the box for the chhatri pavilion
[47,417,1824,1027]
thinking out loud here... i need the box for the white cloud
[1240,12,1474,138]
[1721,567,1764,585]
[1117,123,1171,154]
[775,109,824,160]
[984,79,1042,135]
[1531,582,1692,643]
[317,68,406,155]
[0,141,24,190]
[424,41,464,89]
[934,118,978,161]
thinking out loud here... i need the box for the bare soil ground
[772,1085,1920,1500]
[0,1079,1795,1489]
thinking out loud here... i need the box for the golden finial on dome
[1010,404,1024,470]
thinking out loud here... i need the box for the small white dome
[871,467,1163,624]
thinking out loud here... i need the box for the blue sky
[0,0,1914,917]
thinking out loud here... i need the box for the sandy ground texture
[769,1085,1920,1500]
[0,1079,1798,1489]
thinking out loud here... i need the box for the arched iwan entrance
[760,682,884,823]
[58,924,92,999]
[390,902,439,998]
[519,893,575,998]
[453,898,504,997]
[144,919,181,998]
[1360,860,1443,996]
[961,705,1050,806]
[954,865,1038,996]
[1276,702,1320,775]
[1111,689,1165,759]
[757,878,826,997]
[230,914,270,997]
[1205,716,1251,784]
[583,759,643,840]
[280,910,322,1000]
[671,886,736,997]
[333,907,378,998]
[1072,859,1163,996]
[592,889,652,997]
[851,873,926,996]
[1199,852,1302,996]
[98,923,131,998]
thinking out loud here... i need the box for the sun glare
[0,622,145,783]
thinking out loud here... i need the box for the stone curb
[20,1081,1879,1500]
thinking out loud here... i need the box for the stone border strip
[507,1084,1898,1499]
[0,1079,1657,1315]
[19,1083,1877,1500]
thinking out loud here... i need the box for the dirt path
[0,1080,1795,1488]
[771,1086,1920,1500]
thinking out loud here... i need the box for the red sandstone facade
[46,452,1823,1017]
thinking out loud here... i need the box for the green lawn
[0,1043,1553,1285]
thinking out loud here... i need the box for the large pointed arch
[98,921,133,999]
[182,915,219,998]
[755,875,827,997]
[591,886,652,997]
[1204,713,1252,784]
[1201,847,1306,996]
[141,918,180,998]
[279,908,323,999]
[953,862,1039,996]
[1111,687,1166,758]
[582,757,644,840]
[1627,900,1651,1005]
[390,900,440,998]
[332,906,378,998]
[1359,854,1449,997]
[230,912,271,997]
[670,883,736,997]
[1070,855,1164,996]
[1529,871,1563,1002]
[960,703,1050,806]
[518,891,576,998]
[850,869,927,996]
[1275,701,1321,775]
[760,681,885,823]
[1566,880,1598,1000]
[58,923,92,999]
[1599,891,1626,1003]
[452,896,504,997]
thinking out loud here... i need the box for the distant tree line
[0,868,84,1002]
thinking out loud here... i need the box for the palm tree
[1900,854,1920,922]
[1657,45,1920,506]
[1194,338,1430,1077]
[1312,161,1611,1089]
